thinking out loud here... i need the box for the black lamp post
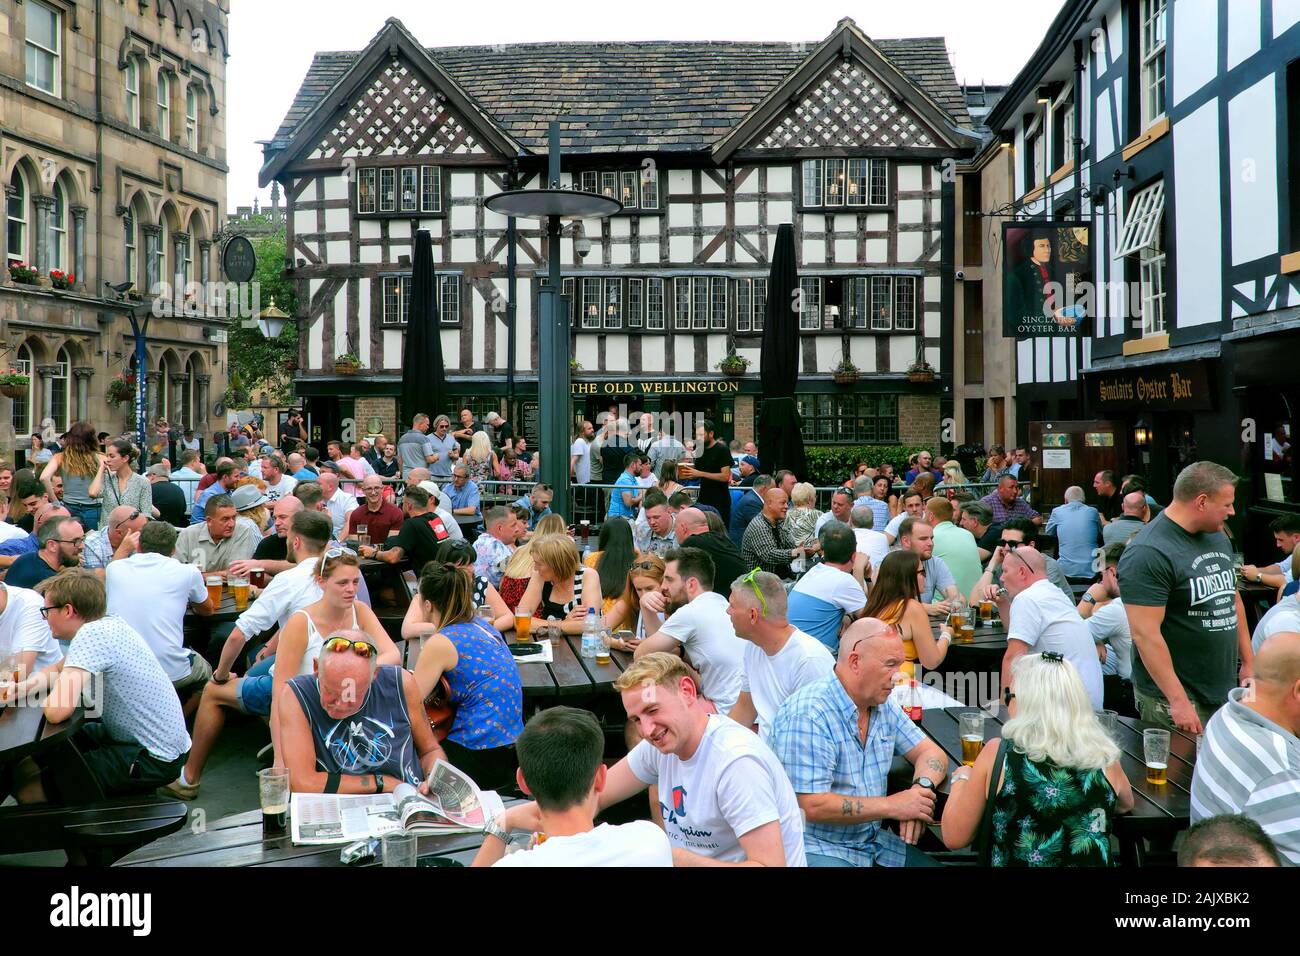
[484,121,619,520]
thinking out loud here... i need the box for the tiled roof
[269,38,970,155]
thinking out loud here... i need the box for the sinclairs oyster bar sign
[1090,361,1213,411]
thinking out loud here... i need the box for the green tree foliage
[226,231,298,406]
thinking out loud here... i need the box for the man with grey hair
[958,499,1002,562]
[1119,461,1254,734]
[1044,485,1102,580]
[81,504,148,573]
[280,628,445,794]
[317,470,357,541]
[175,493,259,570]
[850,505,890,577]
[107,519,213,702]
[1103,491,1150,547]
[729,473,774,550]
[397,413,437,478]
[474,505,520,588]
[726,570,834,739]
[448,462,482,541]
[769,616,950,867]
[484,411,514,451]
[815,487,855,536]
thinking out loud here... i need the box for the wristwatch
[1256,573,1264,584]
[1081,593,1097,605]
[483,813,510,844]
[372,773,384,794]
[915,776,936,792]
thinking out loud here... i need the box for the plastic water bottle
[580,607,603,659]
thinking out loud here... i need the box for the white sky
[225,0,1066,208]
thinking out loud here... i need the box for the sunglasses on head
[322,636,377,658]
[317,546,356,576]
[740,567,768,616]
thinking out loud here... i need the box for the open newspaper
[289,760,505,846]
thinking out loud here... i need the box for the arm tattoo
[841,798,853,816]
[926,757,945,776]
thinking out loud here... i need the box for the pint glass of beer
[960,711,985,766]
[229,574,250,611]
[1144,728,1170,785]
[979,600,994,624]
[514,613,532,642]
[959,620,976,643]
[258,767,290,837]
[205,574,224,608]
[250,567,266,589]
[595,636,612,666]
[356,524,370,549]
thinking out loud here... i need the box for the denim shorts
[237,654,276,717]
[65,501,101,532]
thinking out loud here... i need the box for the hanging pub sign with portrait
[1002,221,1093,339]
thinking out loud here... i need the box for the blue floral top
[988,746,1117,867]
[441,620,523,750]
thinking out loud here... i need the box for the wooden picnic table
[114,797,527,867]
[919,705,1195,866]
[1237,579,1278,634]
[511,631,633,705]
[0,703,84,769]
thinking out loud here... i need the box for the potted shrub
[8,262,38,285]
[907,359,936,383]
[106,372,136,406]
[716,351,750,376]
[570,358,582,372]
[0,369,30,400]
[334,353,361,375]
[833,359,859,385]
[223,383,251,410]
[49,269,75,291]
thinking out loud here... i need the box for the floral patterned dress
[988,747,1117,867]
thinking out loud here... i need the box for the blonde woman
[40,420,106,530]
[941,653,1134,866]
[496,513,568,611]
[516,534,601,635]
[231,480,271,534]
[935,462,970,494]
[465,430,496,487]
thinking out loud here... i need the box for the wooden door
[1028,420,1128,510]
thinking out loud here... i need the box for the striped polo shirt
[1191,687,1300,866]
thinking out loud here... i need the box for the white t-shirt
[627,714,806,865]
[884,511,908,542]
[263,475,298,501]
[570,439,592,485]
[325,490,358,539]
[740,628,835,739]
[1008,578,1104,709]
[107,552,208,681]
[63,615,191,761]
[493,821,672,867]
[0,522,28,544]
[1252,595,1300,653]
[0,584,62,672]
[853,528,891,573]
[1086,598,1132,680]
[656,592,746,712]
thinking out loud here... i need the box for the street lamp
[484,121,620,520]
[256,297,290,340]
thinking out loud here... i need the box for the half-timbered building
[260,17,979,449]
[972,0,1300,549]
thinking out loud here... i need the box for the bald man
[997,543,1104,709]
[1102,491,1149,548]
[1044,485,1102,580]
[82,504,149,573]
[769,618,949,867]
[675,506,745,597]
[741,488,796,579]
[278,629,444,794]
[1191,631,1300,866]
[228,495,305,579]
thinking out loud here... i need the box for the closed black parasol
[756,223,807,481]
[400,229,444,428]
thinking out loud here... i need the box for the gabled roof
[258,19,520,186]
[712,18,980,161]
[261,19,972,179]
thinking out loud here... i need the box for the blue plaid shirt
[769,672,925,866]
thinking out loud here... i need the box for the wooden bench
[0,795,189,865]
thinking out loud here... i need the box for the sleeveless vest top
[288,664,423,785]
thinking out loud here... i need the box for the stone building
[1,0,230,465]
[261,17,979,451]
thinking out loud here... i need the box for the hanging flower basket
[833,359,859,385]
[334,354,361,375]
[716,353,750,377]
[0,370,29,399]
[106,372,136,406]
[907,364,936,383]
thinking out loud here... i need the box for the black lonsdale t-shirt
[1118,512,1239,707]
[693,440,736,525]
[388,510,454,571]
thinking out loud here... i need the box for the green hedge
[802,444,931,486]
